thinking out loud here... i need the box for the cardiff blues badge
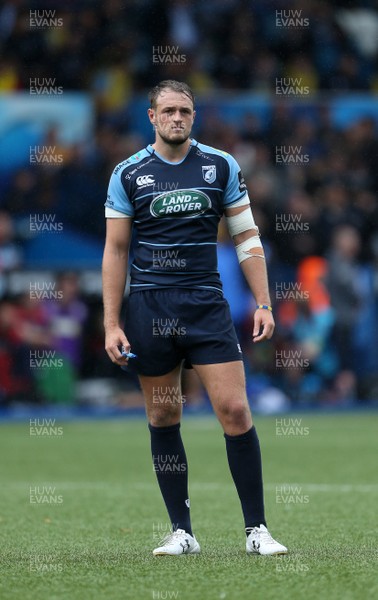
[202,165,216,184]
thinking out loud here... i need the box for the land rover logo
[150,190,211,218]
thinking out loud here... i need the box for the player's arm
[102,217,133,364]
[224,203,274,343]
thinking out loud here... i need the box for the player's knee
[217,400,251,429]
[148,404,181,427]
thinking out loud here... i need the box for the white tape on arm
[229,193,251,208]
[226,206,256,237]
[236,237,264,264]
[105,206,131,218]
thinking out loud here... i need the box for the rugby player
[102,80,287,556]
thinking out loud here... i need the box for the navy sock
[149,422,192,536]
[224,425,267,531]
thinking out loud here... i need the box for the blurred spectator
[0,57,19,91]
[272,262,337,405]
[327,225,363,371]
[290,298,336,380]
[0,211,22,272]
[0,299,34,403]
[0,294,50,404]
[38,272,88,404]
[43,272,87,369]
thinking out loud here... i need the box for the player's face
[148,90,195,146]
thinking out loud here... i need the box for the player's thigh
[193,361,252,432]
[125,291,184,377]
[139,363,184,426]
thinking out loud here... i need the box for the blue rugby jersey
[105,139,248,294]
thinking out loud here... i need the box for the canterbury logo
[136,175,155,186]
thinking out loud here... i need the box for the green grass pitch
[0,413,377,600]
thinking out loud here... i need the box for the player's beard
[157,129,191,147]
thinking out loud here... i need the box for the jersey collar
[147,139,197,165]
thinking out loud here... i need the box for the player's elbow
[104,240,129,261]
[233,227,260,247]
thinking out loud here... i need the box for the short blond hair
[148,80,195,109]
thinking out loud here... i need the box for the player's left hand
[252,308,275,342]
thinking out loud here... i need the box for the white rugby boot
[246,524,288,555]
[153,528,201,556]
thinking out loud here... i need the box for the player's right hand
[105,327,130,366]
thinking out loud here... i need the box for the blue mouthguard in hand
[121,351,137,359]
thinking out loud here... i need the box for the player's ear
[192,110,196,122]
[147,108,156,124]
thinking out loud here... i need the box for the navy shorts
[124,288,243,376]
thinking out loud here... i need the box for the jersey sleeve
[223,154,248,208]
[105,168,134,217]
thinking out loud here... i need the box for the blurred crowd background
[0,0,378,411]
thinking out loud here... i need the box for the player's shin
[224,425,267,532]
[149,422,192,535]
